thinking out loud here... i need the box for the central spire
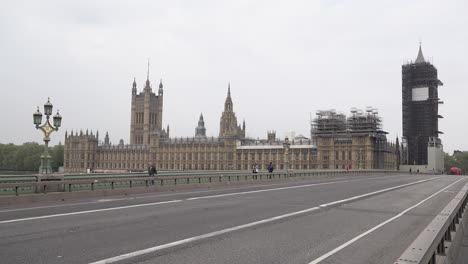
[415,42,425,63]
[224,83,233,112]
[147,58,150,81]
[144,59,151,91]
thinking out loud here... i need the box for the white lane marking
[318,177,439,207]
[0,176,401,223]
[0,177,353,213]
[89,206,322,264]
[308,177,467,264]
[186,180,353,200]
[0,177,377,222]
[0,200,182,224]
[185,175,421,201]
[0,174,406,213]
[88,177,439,264]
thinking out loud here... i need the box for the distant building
[311,108,397,170]
[64,68,398,173]
[195,114,207,138]
[400,44,444,173]
[402,44,444,165]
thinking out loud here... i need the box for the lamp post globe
[44,98,53,116]
[53,110,62,128]
[33,107,43,126]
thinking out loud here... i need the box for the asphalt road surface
[0,173,466,264]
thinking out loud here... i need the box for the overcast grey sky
[1,0,467,153]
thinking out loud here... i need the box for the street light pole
[283,137,290,170]
[33,98,62,174]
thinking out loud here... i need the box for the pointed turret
[224,83,233,112]
[158,79,163,96]
[104,131,110,145]
[219,83,241,138]
[195,113,207,137]
[167,125,170,137]
[144,59,151,92]
[415,43,425,63]
[132,77,137,95]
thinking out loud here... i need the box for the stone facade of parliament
[64,75,398,173]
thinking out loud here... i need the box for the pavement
[456,209,468,264]
[0,173,466,264]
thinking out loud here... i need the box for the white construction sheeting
[412,87,429,101]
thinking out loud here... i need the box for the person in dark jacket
[148,163,157,185]
[267,162,274,173]
[267,162,274,179]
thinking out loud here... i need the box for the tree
[445,152,468,174]
[0,142,64,172]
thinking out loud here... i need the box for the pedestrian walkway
[455,227,468,264]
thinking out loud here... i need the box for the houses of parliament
[64,71,398,173]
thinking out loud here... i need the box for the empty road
[0,173,466,264]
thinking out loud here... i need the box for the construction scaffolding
[311,107,394,170]
[401,45,443,165]
[312,107,382,135]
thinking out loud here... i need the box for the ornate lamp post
[283,137,290,170]
[33,98,62,174]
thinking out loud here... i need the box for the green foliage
[0,142,64,172]
[445,152,468,174]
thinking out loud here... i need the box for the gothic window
[323,151,329,161]
[322,138,330,145]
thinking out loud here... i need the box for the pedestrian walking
[267,162,274,179]
[148,163,157,185]
[252,163,259,179]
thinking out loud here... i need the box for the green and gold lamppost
[33,98,62,174]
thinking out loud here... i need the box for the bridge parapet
[395,183,468,264]
[0,170,400,200]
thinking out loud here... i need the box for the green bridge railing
[0,169,402,197]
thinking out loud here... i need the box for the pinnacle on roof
[145,59,151,89]
[415,43,425,63]
[147,58,150,80]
